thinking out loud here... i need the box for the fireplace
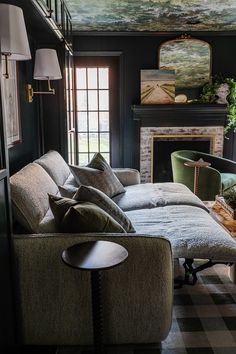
[140,126,224,183]
[132,104,227,183]
[152,134,214,183]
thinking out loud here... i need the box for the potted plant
[199,77,236,135]
[223,187,236,210]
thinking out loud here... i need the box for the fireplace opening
[152,135,214,183]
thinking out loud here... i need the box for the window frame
[73,53,123,167]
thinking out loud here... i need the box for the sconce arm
[26,79,55,103]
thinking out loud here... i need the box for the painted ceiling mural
[64,0,236,32]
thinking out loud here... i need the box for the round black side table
[61,240,128,354]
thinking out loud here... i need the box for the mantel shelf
[131,104,227,127]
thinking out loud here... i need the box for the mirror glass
[159,37,211,99]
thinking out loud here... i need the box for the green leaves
[199,77,236,135]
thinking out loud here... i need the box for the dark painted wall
[8,45,40,175]
[2,0,66,174]
[73,35,236,168]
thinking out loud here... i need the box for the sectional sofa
[10,150,236,345]
[10,151,173,345]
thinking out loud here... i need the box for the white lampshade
[0,4,31,60]
[33,49,62,80]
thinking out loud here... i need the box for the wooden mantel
[131,104,227,127]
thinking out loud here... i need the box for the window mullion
[86,68,90,162]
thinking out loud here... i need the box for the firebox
[151,134,214,183]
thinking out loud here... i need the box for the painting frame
[140,69,175,104]
[1,60,21,148]
[158,36,212,99]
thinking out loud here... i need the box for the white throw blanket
[126,205,236,262]
[113,182,208,212]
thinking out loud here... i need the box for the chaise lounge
[10,150,236,345]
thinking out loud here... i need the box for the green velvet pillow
[48,194,78,225]
[69,153,125,198]
[48,194,126,233]
[73,185,135,233]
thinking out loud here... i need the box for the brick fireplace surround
[132,104,228,183]
[140,126,224,183]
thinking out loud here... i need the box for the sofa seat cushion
[10,163,59,233]
[126,206,236,262]
[112,182,208,212]
[34,150,72,187]
[70,153,125,198]
[221,173,236,191]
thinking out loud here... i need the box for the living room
[1,1,236,353]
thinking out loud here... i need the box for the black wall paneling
[0,56,16,344]
[0,0,68,173]
[73,35,236,168]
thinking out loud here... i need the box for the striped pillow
[73,185,135,233]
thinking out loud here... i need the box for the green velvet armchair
[171,150,236,201]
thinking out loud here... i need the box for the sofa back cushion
[10,163,59,233]
[34,150,72,187]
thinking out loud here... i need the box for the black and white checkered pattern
[57,261,236,354]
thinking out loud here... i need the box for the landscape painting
[159,38,211,98]
[1,61,21,147]
[141,70,175,104]
[65,0,236,32]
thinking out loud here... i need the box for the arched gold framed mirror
[159,35,212,99]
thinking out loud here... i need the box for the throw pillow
[62,203,126,233]
[48,194,125,233]
[48,194,78,225]
[69,153,125,198]
[58,184,78,198]
[73,185,135,233]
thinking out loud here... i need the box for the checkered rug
[58,261,236,354]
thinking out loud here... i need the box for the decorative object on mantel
[199,77,236,134]
[175,94,188,103]
[159,35,211,99]
[140,69,175,104]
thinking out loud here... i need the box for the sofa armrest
[13,232,172,345]
[112,168,141,186]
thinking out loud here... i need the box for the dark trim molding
[74,51,123,56]
[132,104,227,127]
[72,31,236,37]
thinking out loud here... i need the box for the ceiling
[64,0,236,33]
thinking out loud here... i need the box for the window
[65,52,75,165]
[66,55,121,167]
[76,67,110,165]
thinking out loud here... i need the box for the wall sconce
[26,48,62,103]
[0,4,31,79]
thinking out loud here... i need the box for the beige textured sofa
[10,151,173,345]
